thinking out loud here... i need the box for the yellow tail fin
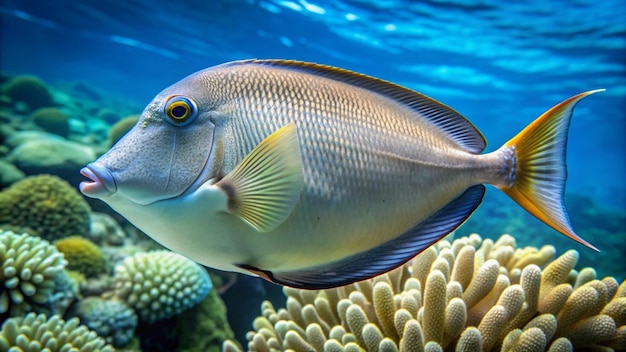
[499,90,604,251]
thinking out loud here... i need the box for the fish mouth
[79,163,117,198]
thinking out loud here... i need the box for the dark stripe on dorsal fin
[221,59,486,154]
[237,185,485,289]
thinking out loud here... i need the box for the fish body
[80,60,600,289]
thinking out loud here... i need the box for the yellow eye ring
[164,96,198,125]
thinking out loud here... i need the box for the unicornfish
[80,60,602,289]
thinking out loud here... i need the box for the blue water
[1,0,625,209]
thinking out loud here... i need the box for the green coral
[0,174,91,241]
[31,107,70,137]
[0,75,54,110]
[54,236,108,278]
[113,250,213,323]
[226,234,626,352]
[67,297,137,348]
[176,288,235,352]
[0,312,114,351]
[108,114,139,147]
[0,230,67,317]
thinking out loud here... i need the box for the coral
[0,174,91,241]
[0,75,54,110]
[47,269,80,317]
[67,296,137,348]
[31,107,70,137]
[108,114,139,146]
[175,287,236,352]
[54,236,108,278]
[113,250,213,323]
[88,212,127,246]
[225,234,626,352]
[0,312,114,351]
[0,230,67,317]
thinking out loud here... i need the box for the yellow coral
[0,175,91,241]
[54,236,108,278]
[224,234,626,352]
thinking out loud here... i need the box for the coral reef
[0,230,67,317]
[175,287,236,352]
[88,212,128,246]
[108,114,139,146]
[47,268,80,317]
[224,234,626,352]
[54,236,109,278]
[30,107,70,137]
[0,75,54,110]
[113,250,213,323]
[0,174,91,241]
[0,312,114,351]
[67,296,138,348]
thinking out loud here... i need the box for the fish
[79,59,602,289]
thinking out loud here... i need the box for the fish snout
[80,163,117,198]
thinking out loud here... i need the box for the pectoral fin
[216,123,304,232]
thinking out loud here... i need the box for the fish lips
[80,163,117,198]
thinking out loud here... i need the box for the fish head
[80,77,222,206]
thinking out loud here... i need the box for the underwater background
[1,0,625,351]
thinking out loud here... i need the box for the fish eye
[164,96,198,125]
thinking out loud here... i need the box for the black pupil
[172,105,188,118]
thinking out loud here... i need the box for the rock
[8,138,96,186]
[0,75,55,110]
[4,130,63,148]
[31,107,70,137]
[0,160,25,188]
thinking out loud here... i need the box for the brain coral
[31,107,70,138]
[0,230,67,317]
[223,234,626,352]
[0,75,54,110]
[54,236,108,278]
[0,174,91,241]
[67,296,137,347]
[0,312,114,352]
[113,250,213,323]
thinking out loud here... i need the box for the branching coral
[113,250,213,323]
[224,234,626,352]
[55,236,108,278]
[0,230,67,317]
[0,312,114,351]
[0,174,91,241]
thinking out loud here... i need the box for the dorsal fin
[221,59,486,154]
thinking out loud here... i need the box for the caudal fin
[499,90,604,251]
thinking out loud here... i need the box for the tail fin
[498,90,604,251]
